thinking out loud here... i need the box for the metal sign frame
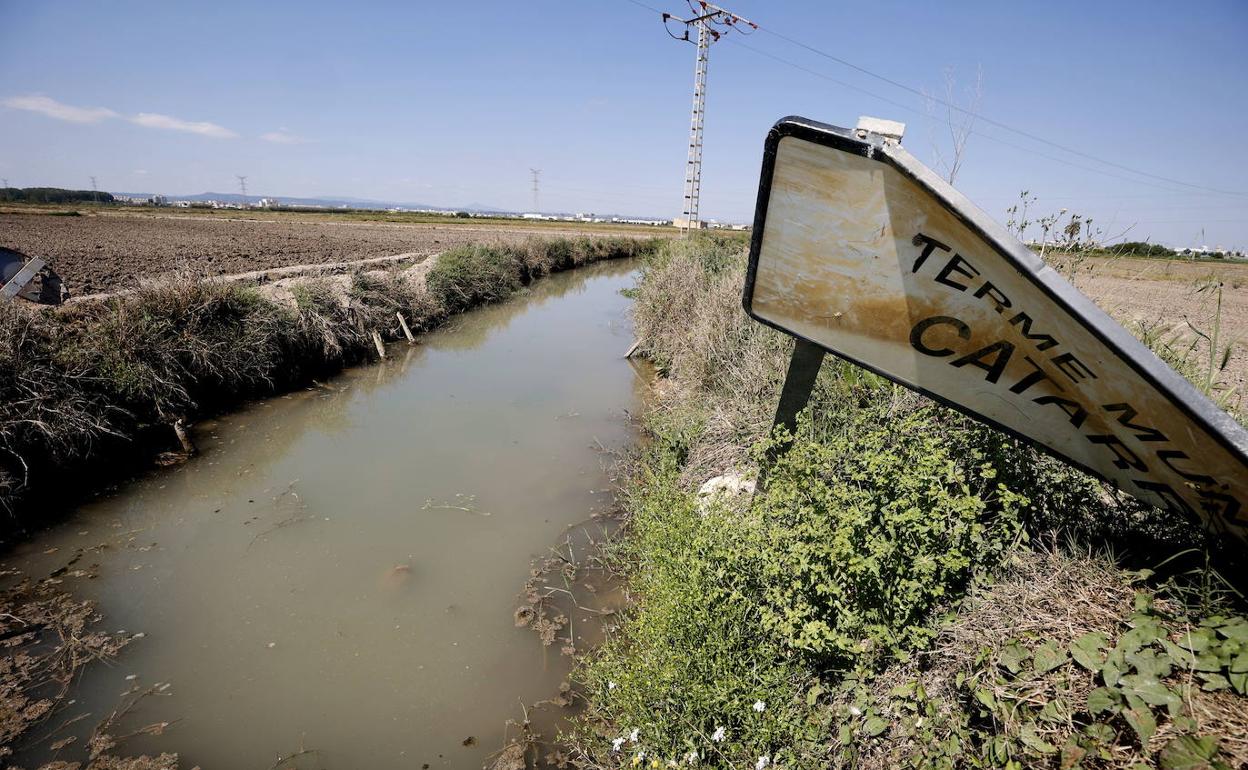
[743,115,1248,536]
[1,256,47,302]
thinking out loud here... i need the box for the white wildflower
[752,700,766,712]
[608,681,617,690]
[612,737,626,752]
[848,705,862,717]
[711,726,726,742]
[756,756,770,770]
[684,750,699,765]
[629,728,640,743]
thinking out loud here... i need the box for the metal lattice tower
[530,168,542,214]
[662,2,756,235]
[237,175,248,207]
[89,176,99,204]
[682,23,709,234]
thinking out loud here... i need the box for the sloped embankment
[0,236,658,536]
[565,237,1248,770]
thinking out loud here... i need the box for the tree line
[0,187,116,204]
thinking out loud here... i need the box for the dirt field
[1050,253,1248,404]
[0,210,673,295]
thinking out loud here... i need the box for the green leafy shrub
[752,409,1024,668]
[573,405,1026,768]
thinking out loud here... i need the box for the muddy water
[6,260,648,769]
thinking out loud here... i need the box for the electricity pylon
[662,1,756,235]
[530,168,542,214]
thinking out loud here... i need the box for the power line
[618,0,1245,198]
[727,38,1213,197]
[751,27,1244,197]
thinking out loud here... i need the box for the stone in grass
[696,473,756,513]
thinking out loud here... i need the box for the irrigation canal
[6,259,648,768]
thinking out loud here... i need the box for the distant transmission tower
[236,175,249,207]
[89,176,99,204]
[2,178,9,189]
[530,168,542,214]
[661,1,756,235]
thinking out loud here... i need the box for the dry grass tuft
[631,236,791,483]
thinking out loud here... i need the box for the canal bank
[0,236,658,534]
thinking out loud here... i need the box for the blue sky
[1,0,1246,248]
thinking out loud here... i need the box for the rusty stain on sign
[744,116,1248,544]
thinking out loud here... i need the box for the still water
[6,260,647,768]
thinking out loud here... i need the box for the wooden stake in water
[371,330,386,359]
[396,312,415,343]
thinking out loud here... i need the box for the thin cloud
[131,112,237,139]
[260,129,307,144]
[1,95,117,123]
[2,94,241,140]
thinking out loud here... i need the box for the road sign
[1,252,47,302]
[744,116,1248,543]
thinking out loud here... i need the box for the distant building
[148,194,168,206]
[672,217,706,230]
[258,198,280,209]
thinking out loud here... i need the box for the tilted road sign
[744,116,1248,543]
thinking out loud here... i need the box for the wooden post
[172,418,196,456]
[371,330,386,359]
[758,338,825,488]
[624,338,643,358]
[396,312,415,343]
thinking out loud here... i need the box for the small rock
[696,473,756,513]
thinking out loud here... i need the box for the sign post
[745,116,1248,544]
